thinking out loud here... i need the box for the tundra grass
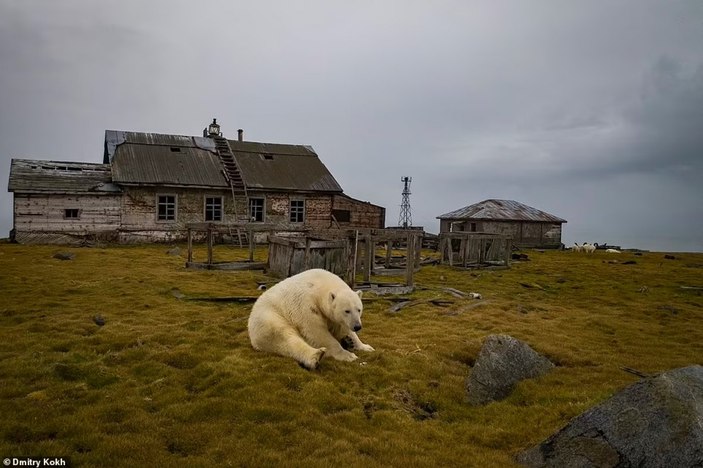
[0,243,701,467]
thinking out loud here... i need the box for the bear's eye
[345,310,351,314]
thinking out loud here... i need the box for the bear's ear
[356,290,363,299]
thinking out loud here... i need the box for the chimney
[238,129,244,141]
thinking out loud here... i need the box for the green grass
[0,243,701,467]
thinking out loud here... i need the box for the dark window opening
[157,195,176,221]
[261,154,274,160]
[249,198,264,222]
[290,200,305,223]
[170,147,182,153]
[332,209,351,223]
[470,222,477,232]
[205,197,223,221]
[64,209,80,219]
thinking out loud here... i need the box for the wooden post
[505,237,511,268]
[414,233,422,270]
[363,234,372,283]
[248,228,255,262]
[448,236,454,267]
[405,233,414,287]
[385,240,392,268]
[207,224,213,265]
[187,228,193,263]
[304,237,312,270]
[351,230,359,288]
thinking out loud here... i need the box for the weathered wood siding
[268,236,348,278]
[13,194,121,242]
[440,220,562,248]
[332,195,385,229]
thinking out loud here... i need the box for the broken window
[290,200,305,223]
[332,209,351,223]
[157,195,177,221]
[249,198,264,222]
[64,208,80,219]
[205,196,223,221]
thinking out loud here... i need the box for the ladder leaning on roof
[212,135,249,247]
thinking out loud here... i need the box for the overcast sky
[1,1,702,252]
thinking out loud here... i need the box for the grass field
[0,242,701,467]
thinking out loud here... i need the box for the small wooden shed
[268,235,349,278]
[437,199,566,249]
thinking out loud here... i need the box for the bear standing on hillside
[247,268,375,369]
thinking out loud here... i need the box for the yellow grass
[0,243,701,467]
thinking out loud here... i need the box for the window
[170,147,182,153]
[64,209,80,219]
[470,222,477,232]
[332,209,351,223]
[249,198,264,222]
[290,200,305,223]
[205,197,223,221]
[157,195,177,221]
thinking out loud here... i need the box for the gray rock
[517,365,703,468]
[466,334,554,406]
[166,247,181,256]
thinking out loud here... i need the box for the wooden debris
[619,366,651,378]
[388,298,454,313]
[170,288,259,302]
[519,282,545,290]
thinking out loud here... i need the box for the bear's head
[329,288,364,332]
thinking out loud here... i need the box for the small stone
[53,252,75,261]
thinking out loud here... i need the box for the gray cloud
[1,0,702,251]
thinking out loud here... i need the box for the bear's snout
[353,323,362,332]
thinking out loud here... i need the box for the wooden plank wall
[13,194,121,234]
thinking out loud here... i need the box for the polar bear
[247,268,375,369]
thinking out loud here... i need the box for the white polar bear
[247,268,375,369]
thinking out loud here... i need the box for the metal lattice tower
[398,176,412,228]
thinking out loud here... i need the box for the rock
[466,335,554,406]
[93,315,105,326]
[517,365,703,467]
[53,252,75,260]
[166,247,181,256]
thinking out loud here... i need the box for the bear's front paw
[357,343,375,352]
[338,350,358,362]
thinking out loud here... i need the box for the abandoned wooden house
[8,119,385,244]
[437,199,567,249]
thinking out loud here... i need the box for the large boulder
[518,365,703,467]
[466,334,554,406]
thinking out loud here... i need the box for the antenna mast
[398,176,412,228]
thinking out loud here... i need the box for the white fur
[572,242,583,252]
[247,268,374,369]
[605,248,621,254]
[582,242,596,254]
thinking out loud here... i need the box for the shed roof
[8,159,120,193]
[437,199,566,223]
[228,140,342,192]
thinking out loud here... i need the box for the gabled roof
[8,159,120,193]
[437,199,566,223]
[105,130,229,188]
[102,130,343,192]
[228,140,342,192]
